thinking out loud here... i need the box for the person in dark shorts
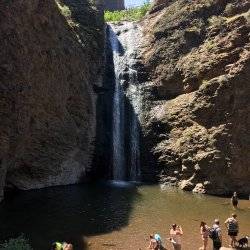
[231,192,238,208]
[224,213,239,248]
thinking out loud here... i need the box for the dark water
[0,183,249,250]
[0,182,138,250]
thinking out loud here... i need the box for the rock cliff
[140,0,250,195]
[0,0,104,201]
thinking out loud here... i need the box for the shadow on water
[0,183,141,250]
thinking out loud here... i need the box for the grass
[104,3,151,22]
[0,236,33,250]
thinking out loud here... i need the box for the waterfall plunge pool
[0,183,250,250]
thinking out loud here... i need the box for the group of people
[148,224,184,250]
[202,213,239,250]
[51,193,243,250]
[148,213,239,250]
[148,193,241,250]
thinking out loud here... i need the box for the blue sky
[125,0,151,8]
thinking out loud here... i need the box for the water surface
[0,183,249,250]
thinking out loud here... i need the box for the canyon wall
[140,0,250,195]
[0,0,104,201]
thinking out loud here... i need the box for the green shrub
[0,236,33,250]
[104,3,151,22]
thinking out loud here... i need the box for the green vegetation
[0,236,33,250]
[104,3,151,22]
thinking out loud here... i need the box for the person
[200,221,210,250]
[51,242,63,250]
[148,234,158,250]
[231,192,238,208]
[170,224,183,250]
[63,244,73,250]
[51,242,73,250]
[210,219,222,250]
[154,234,163,249]
[224,213,239,248]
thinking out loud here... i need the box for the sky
[125,0,151,8]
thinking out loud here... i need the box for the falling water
[108,25,125,180]
[108,22,142,181]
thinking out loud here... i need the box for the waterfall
[108,22,142,181]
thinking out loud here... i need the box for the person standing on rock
[231,192,239,208]
[224,213,239,248]
[200,221,210,250]
[170,224,183,250]
[210,219,222,250]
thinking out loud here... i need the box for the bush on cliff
[104,3,151,22]
[0,236,32,250]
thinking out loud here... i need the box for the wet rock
[179,180,195,191]
[193,183,206,194]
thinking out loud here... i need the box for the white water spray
[108,22,142,181]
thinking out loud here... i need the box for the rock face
[0,0,104,201]
[139,0,250,195]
